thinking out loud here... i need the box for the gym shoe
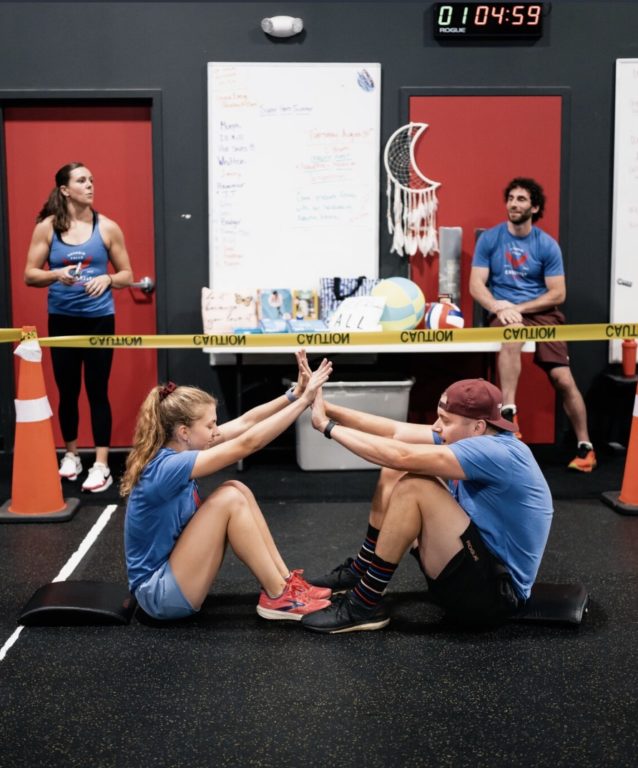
[301,592,390,634]
[501,407,523,440]
[256,582,331,621]
[568,444,597,473]
[81,462,113,492]
[287,569,331,600]
[59,452,82,481]
[306,557,361,594]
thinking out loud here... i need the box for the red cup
[622,338,637,377]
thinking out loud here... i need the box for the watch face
[433,3,545,40]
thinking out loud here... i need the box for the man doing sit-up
[302,378,553,634]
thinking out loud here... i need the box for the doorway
[4,104,159,448]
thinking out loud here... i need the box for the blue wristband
[285,386,298,403]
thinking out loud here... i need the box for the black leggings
[48,313,114,446]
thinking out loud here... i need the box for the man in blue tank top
[301,378,554,634]
[469,177,595,473]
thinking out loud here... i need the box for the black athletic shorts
[411,520,522,626]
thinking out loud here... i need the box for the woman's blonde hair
[119,384,217,497]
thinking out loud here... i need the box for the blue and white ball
[371,277,426,331]
[425,301,464,330]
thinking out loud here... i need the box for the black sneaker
[306,557,361,594]
[301,593,390,634]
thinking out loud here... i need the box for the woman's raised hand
[300,357,332,404]
[293,349,312,396]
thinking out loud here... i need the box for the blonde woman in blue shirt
[121,352,333,622]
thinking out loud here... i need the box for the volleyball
[371,277,426,331]
[425,301,465,330]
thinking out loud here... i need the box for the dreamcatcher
[384,122,441,257]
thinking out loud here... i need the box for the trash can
[296,379,415,470]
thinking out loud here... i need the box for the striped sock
[352,552,398,608]
[349,524,380,578]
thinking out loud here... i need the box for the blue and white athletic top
[472,222,564,305]
[434,430,553,599]
[47,211,114,317]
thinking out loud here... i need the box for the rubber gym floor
[0,444,636,768]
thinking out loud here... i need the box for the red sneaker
[287,569,331,600]
[257,583,331,621]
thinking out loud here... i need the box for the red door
[5,105,158,448]
[408,95,562,444]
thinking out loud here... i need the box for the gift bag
[319,276,379,323]
[201,288,258,334]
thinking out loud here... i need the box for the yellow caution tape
[0,323,637,349]
[0,328,22,343]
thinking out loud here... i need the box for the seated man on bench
[302,378,554,634]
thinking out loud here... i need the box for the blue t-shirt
[445,432,553,599]
[47,212,115,317]
[124,448,200,593]
[472,222,564,305]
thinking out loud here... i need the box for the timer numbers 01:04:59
[434,3,545,39]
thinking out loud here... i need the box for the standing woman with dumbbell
[24,162,133,492]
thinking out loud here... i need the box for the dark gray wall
[0,1,635,440]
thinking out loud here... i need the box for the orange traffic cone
[0,327,80,522]
[601,380,638,515]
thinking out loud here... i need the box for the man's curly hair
[504,177,546,222]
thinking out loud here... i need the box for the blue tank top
[47,212,115,317]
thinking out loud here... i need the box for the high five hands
[296,351,332,406]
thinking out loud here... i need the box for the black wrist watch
[323,419,337,439]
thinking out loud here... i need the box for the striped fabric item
[350,525,379,576]
[352,554,398,607]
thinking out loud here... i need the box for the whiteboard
[207,62,381,293]
[610,59,638,361]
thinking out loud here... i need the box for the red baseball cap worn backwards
[438,379,518,432]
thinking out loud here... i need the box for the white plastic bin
[296,379,414,470]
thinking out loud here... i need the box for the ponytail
[36,161,86,233]
[119,384,217,497]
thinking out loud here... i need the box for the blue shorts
[134,561,196,620]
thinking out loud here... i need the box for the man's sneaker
[568,444,597,473]
[301,592,390,634]
[287,569,331,600]
[81,462,113,493]
[256,583,331,621]
[306,557,361,594]
[501,407,523,440]
[59,452,82,481]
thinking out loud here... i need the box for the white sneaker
[59,452,83,481]
[81,462,113,493]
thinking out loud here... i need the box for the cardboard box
[296,379,414,470]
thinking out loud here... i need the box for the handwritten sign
[201,287,258,334]
[207,62,381,292]
[328,295,386,331]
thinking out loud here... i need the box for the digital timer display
[434,3,545,39]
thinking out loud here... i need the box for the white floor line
[0,503,119,663]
